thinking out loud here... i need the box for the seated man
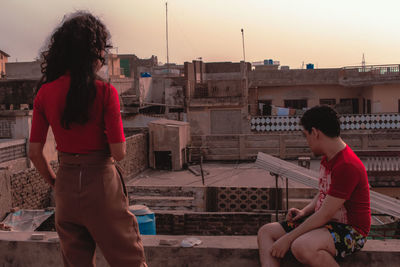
[257,106,371,267]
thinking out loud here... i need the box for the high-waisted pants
[55,152,147,267]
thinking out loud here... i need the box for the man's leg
[291,227,338,267]
[257,222,287,267]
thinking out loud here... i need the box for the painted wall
[371,84,400,113]
[5,62,41,79]
[165,86,184,107]
[0,53,8,76]
[188,109,210,135]
[148,120,190,170]
[257,84,365,108]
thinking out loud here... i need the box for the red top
[30,73,125,153]
[315,145,371,236]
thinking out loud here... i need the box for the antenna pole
[166,2,169,70]
[362,53,366,71]
[241,28,246,62]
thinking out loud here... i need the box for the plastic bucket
[129,205,156,235]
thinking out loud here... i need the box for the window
[169,108,184,113]
[194,86,208,98]
[367,100,371,114]
[319,99,336,106]
[284,99,307,110]
[258,100,272,115]
[398,100,400,113]
[340,98,359,114]
[363,98,366,114]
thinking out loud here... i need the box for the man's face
[302,128,322,156]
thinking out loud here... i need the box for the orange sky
[1,0,400,68]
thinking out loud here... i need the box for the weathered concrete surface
[1,232,400,267]
[0,170,11,220]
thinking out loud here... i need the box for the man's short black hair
[300,105,341,137]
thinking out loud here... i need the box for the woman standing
[29,12,147,267]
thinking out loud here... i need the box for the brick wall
[0,143,26,164]
[118,132,148,181]
[10,161,58,209]
[155,211,272,235]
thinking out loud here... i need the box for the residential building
[185,60,251,136]
[0,50,10,78]
[249,64,400,116]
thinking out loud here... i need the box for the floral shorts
[280,220,367,259]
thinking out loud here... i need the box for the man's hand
[286,208,305,222]
[270,235,292,259]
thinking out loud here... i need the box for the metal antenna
[241,28,246,62]
[166,2,169,70]
[362,53,366,71]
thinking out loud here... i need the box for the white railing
[251,113,400,132]
[343,64,400,76]
[364,157,400,172]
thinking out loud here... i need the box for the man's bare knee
[258,222,284,242]
[291,237,313,264]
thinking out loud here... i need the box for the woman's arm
[28,142,56,187]
[109,142,126,161]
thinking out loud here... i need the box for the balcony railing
[251,113,400,132]
[343,64,400,76]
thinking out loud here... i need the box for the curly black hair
[37,11,111,129]
[300,105,341,137]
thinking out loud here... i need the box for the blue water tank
[263,59,274,65]
[306,64,314,69]
[129,205,156,235]
[140,72,152,77]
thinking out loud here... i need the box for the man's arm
[28,142,56,187]
[287,194,318,221]
[271,195,345,258]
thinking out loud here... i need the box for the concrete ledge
[1,232,400,266]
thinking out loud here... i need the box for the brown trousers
[55,152,147,267]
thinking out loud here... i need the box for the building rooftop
[128,162,313,188]
[0,50,10,57]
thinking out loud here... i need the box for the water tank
[129,205,156,235]
[263,59,274,65]
[306,64,314,69]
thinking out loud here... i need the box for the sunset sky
[1,0,400,68]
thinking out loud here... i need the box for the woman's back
[30,73,124,154]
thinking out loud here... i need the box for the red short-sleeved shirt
[315,145,371,236]
[30,73,125,154]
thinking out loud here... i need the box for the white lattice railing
[251,113,400,132]
[364,157,400,172]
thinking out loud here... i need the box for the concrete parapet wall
[191,130,400,161]
[0,170,11,220]
[118,132,148,181]
[0,232,399,267]
[0,140,26,164]
[155,211,272,235]
[249,68,340,86]
[127,185,205,212]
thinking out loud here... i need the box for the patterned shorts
[280,220,367,259]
